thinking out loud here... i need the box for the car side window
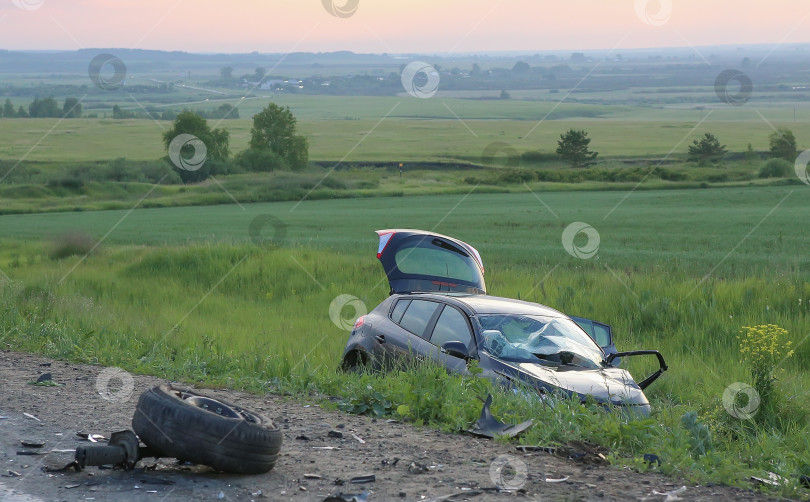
[429,306,472,349]
[390,299,410,324]
[397,300,439,338]
[593,323,611,347]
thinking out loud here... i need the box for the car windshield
[477,314,604,369]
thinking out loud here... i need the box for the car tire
[132,384,282,474]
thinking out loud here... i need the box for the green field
[2,96,810,163]
[1,187,809,494]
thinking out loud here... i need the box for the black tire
[132,384,282,474]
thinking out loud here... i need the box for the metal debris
[323,491,369,502]
[652,485,687,501]
[750,472,787,487]
[467,394,532,439]
[423,491,483,502]
[349,474,375,484]
[516,445,555,454]
[545,476,569,483]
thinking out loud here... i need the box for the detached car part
[75,384,282,474]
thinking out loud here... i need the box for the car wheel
[342,349,375,373]
[132,384,282,474]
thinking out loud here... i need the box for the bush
[46,177,84,191]
[235,148,289,172]
[520,150,558,163]
[758,158,793,178]
[49,231,97,260]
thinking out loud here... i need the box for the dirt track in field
[0,350,777,501]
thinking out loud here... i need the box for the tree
[768,127,797,161]
[2,99,14,117]
[17,105,28,118]
[688,132,726,166]
[211,103,239,119]
[62,97,82,118]
[28,96,61,118]
[556,129,598,167]
[220,66,234,79]
[512,61,530,73]
[163,111,230,182]
[253,67,267,81]
[246,104,308,170]
[112,105,133,119]
[499,90,511,100]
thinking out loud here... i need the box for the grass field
[2,96,810,163]
[1,187,809,495]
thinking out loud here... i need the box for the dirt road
[0,350,771,501]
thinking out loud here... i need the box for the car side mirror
[441,341,470,359]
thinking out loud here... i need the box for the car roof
[404,293,567,317]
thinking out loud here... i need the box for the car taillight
[353,316,365,329]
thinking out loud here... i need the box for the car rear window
[394,241,477,283]
[397,299,439,338]
[390,299,410,324]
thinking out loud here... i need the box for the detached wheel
[132,384,282,474]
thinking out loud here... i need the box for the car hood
[515,362,649,407]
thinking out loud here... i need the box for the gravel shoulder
[0,350,774,502]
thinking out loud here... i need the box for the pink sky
[0,0,809,53]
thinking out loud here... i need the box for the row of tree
[0,97,83,118]
[554,127,801,168]
[0,97,241,121]
[687,127,799,166]
[162,103,308,182]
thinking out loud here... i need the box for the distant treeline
[0,97,239,120]
[0,97,85,118]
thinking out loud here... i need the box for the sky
[0,0,809,54]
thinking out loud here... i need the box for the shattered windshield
[477,314,604,369]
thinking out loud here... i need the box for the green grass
[2,98,810,163]
[0,187,809,496]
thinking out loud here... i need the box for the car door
[384,298,441,364]
[571,316,619,363]
[425,304,474,374]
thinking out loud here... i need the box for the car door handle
[375,334,386,344]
